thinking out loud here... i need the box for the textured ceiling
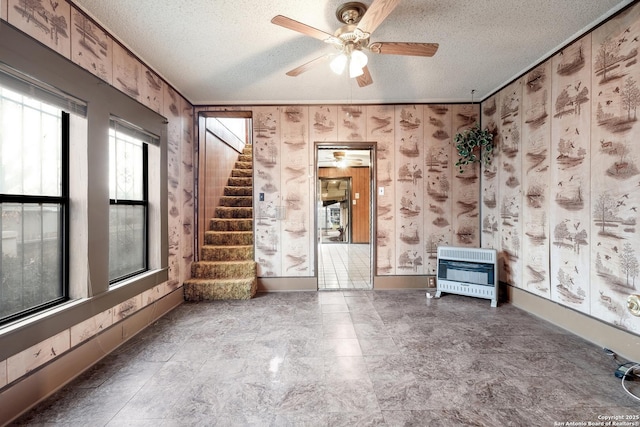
[72,0,633,105]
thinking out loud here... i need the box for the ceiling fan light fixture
[348,49,367,77]
[349,62,364,78]
[351,49,368,68]
[333,158,348,168]
[330,53,348,75]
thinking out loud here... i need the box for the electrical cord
[604,350,640,401]
[620,362,640,402]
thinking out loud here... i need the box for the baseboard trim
[257,277,317,292]
[0,288,183,426]
[374,275,430,289]
[506,285,640,362]
[257,276,434,291]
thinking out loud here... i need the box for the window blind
[0,61,87,117]
[110,116,160,146]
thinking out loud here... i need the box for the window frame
[0,90,70,325]
[108,119,151,284]
[0,22,169,366]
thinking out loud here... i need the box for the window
[109,119,154,283]
[0,85,69,324]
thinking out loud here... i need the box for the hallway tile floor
[11,291,640,426]
[319,244,371,290]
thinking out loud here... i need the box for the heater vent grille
[438,247,496,263]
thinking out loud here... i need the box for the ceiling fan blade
[356,0,401,36]
[369,42,439,57]
[271,15,342,45]
[356,66,373,87]
[286,54,331,77]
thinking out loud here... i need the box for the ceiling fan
[331,150,364,167]
[271,0,439,87]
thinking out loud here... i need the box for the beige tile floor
[319,244,371,290]
[10,290,640,426]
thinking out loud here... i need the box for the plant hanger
[454,90,494,173]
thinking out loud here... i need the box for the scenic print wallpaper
[0,0,195,388]
[482,3,640,335]
[3,0,638,339]
[3,0,195,292]
[239,103,479,278]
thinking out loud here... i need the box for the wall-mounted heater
[435,246,498,307]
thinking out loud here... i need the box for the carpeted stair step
[200,245,253,261]
[238,154,252,162]
[232,169,252,178]
[183,277,257,301]
[215,206,253,219]
[210,218,253,231]
[224,186,252,196]
[228,177,252,187]
[220,195,252,207]
[235,161,252,169]
[205,230,253,246]
[192,260,256,279]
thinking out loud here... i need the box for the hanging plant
[454,125,495,173]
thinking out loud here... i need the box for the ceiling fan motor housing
[336,2,367,25]
[334,2,371,51]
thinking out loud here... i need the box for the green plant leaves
[454,125,495,173]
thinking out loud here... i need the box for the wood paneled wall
[318,167,371,243]
[198,127,243,257]
[481,2,640,336]
[202,104,479,277]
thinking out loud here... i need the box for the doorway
[316,145,374,290]
[319,177,351,243]
[196,113,252,261]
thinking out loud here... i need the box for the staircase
[184,145,257,300]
